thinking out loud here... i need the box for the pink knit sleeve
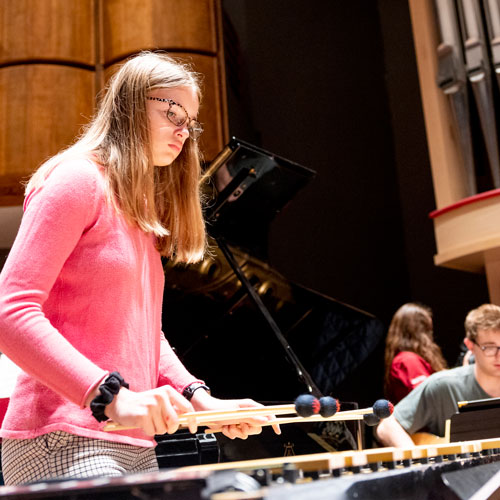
[0,159,108,407]
[157,333,203,393]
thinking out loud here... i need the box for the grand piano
[157,138,385,462]
[162,137,385,404]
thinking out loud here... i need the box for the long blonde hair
[26,51,206,263]
[384,303,447,392]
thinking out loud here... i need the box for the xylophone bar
[177,436,500,478]
[2,437,500,499]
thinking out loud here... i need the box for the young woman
[384,302,447,403]
[0,51,277,485]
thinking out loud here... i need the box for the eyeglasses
[147,96,203,140]
[472,339,500,356]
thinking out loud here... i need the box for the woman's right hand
[103,386,194,436]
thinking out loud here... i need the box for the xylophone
[1,437,500,498]
[4,397,500,499]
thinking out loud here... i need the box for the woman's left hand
[190,390,281,440]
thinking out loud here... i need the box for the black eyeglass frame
[472,339,500,356]
[147,96,204,140]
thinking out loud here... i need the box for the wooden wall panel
[101,0,218,63]
[0,0,226,206]
[0,0,96,65]
[0,66,95,205]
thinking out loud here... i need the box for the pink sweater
[0,157,200,447]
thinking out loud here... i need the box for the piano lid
[202,137,316,257]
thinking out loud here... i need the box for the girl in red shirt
[384,303,447,403]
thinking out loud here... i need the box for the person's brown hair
[26,51,206,264]
[464,304,500,342]
[384,302,447,392]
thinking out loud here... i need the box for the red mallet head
[294,394,320,417]
[363,413,381,427]
[319,396,339,417]
[372,399,394,419]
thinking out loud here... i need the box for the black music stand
[450,397,500,441]
[203,138,321,396]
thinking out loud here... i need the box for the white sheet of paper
[0,354,21,398]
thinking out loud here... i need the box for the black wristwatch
[182,382,210,401]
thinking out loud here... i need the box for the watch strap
[182,382,210,401]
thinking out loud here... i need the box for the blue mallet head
[372,399,394,419]
[294,394,320,417]
[363,413,381,426]
[319,396,339,418]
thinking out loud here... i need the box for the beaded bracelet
[90,372,129,422]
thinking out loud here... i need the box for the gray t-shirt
[394,364,490,437]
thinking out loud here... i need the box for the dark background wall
[220,0,489,379]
